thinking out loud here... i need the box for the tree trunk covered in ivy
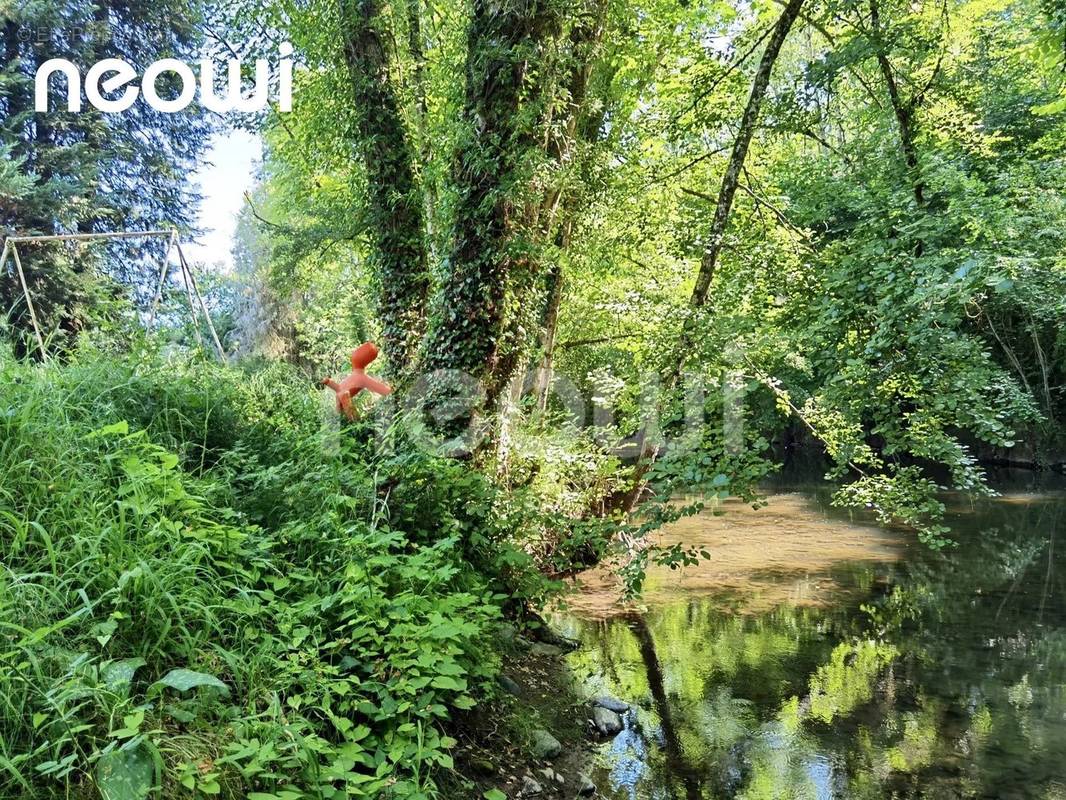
[420,0,560,410]
[485,0,606,411]
[402,0,440,257]
[531,4,606,409]
[340,0,430,375]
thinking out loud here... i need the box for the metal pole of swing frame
[175,242,227,363]
[174,244,205,351]
[2,240,49,362]
[148,231,178,326]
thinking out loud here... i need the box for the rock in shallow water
[591,706,624,736]
[530,728,562,759]
[591,695,629,713]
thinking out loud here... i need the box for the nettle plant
[0,353,512,800]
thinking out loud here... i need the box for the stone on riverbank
[520,775,544,796]
[530,728,563,759]
[538,767,566,787]
[497,673,522,695]
[576,772,596,796]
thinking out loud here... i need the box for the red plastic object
[322,342,393,419]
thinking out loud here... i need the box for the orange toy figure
[322,342,393,419]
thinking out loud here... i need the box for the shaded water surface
[555,489,1066,799]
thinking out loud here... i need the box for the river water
[554,486,1066,799]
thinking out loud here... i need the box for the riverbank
[448,627,602,799]
[0,350,611,800]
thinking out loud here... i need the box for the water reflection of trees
[626,613,702,800]
[565,495,1066,799]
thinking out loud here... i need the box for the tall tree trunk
[502,2,607,413]
[403,0,440,257]
[340,0,430,375]
[421,0,558,409]
[615,0,806,512]
[534,257,564,411]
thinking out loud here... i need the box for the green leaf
[87,420,130,439]
[483,790,507,800]
[1033,95,1066,116]
[96,746,153,800]
[110,710,145,739]
[151,669,230,697]
[102,658,146,695]
[94,619,119,647]
[430,675,466,691]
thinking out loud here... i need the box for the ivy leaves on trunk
[340,0,430,375]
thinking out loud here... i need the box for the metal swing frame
[0,229,226,362]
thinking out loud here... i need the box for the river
[553,484,1066,799]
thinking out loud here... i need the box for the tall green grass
[0,343,533,799]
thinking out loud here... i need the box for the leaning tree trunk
[868,0,925,210]
[615,0,807,512]
[340,0,430,375]
[868,0,939,259]
[687,0,806,311]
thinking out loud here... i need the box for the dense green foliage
[216,0,1066,540]
[4,0,1066,794]
[0,343,558,799]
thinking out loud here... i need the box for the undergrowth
[0,342,559,799]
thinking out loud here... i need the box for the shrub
[0,343,545,799]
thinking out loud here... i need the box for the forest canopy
[4,0,1065,619]
[223,0,1066,536]
[3,0,1066,796]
